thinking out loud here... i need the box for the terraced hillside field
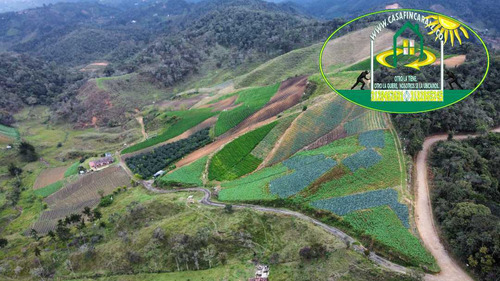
[31,166,130,234]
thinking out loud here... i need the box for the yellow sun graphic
[425,15,469,46]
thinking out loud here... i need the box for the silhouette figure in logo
[351,70,370,90]
[445,69,463,89]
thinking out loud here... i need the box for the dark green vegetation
[0,53,83,125]
[292,0,499,35]
[209,122,276,181]
[122,108,216,154]
[214,84,279,136]
[429,133,500,280]
[126,128,211,178]
[392,50,499,156]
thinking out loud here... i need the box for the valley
[0,1,499,280]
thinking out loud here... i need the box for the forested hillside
[392,50,499,156]
[0,53,84,125]
[429,133,500,280]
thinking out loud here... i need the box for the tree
[103,65,115,77]
[0,238,7,248]
[18,142,38,162]
[8,163,22,177]
[30,229,39,241]
[224,204,233,214]
[92,209,102,221]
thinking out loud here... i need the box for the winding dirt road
[141,180,413,276]
[416,128,500,281]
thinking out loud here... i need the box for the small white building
[153,170,165,178]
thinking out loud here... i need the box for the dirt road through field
[415,128,500,281]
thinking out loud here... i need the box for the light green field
[33,180,64,197]
[345,206,438,271]
[0,124,19,141]
[210,122,276,181]
[214,84,279,136]
[158,156,207,186]
[236,43,321,87]
[64,161,80,178]
[218,164,287,201]
[308,132,400,200]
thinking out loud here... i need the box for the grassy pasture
[0,124,19,141]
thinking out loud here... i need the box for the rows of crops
[122,108,216,154]
[311,188,409,227]
[0,124,19,140]
[269,155,337,198]
[342,149,382,172]
[251,114,298,159]
[209,122,276,181]
[218,164,288,201]
[33,166,68,190]
[158,156,207,187]
[32,166,129,233]
[297,135,363,159]
[214,83,279,136]
[268,96,351,165]
[308,132,400,200]
[358,130,385,148]
[344,111,386,135]
[64,162,80,178]
[126,128,211,178]
[344,206,436,268]
[34,180,64,197]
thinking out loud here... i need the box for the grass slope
[122,108,217,154]
[33,180,64,197]
[214,84,279,136]
[64,162,80,178]
[209,122,276,181]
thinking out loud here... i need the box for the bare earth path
[416,128,500,281]
[141,180,413,275]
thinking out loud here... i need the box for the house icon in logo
[392,21,424,67]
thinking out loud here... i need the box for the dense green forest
[429,133,499,280]
[392,50,499,156]
[0,53,84,125]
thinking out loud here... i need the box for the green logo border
[319,8,490,114]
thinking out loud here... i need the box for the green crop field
[236,43,321,87]
[307,131,400,200]
[296,135,363,160]
[251,113,298,159]
[209,122,276,181]
[344,206,437,270]
[122,108,217,154]
[158,156,207,186]
[33,180,64,197]
[64,162,80,178]
[218,164,287,201]
[0,124,20,140]
[214,83,279,136]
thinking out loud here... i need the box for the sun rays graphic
[425,15,469,46]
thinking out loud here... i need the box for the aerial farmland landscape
[0,0,499,280]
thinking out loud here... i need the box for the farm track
[141,181,414,276]
[416,127,500,281]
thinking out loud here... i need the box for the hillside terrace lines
[229,76,307,133]
[154,77,309,170]
[121,116,218,159]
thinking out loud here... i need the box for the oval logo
[319,9,489,113]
